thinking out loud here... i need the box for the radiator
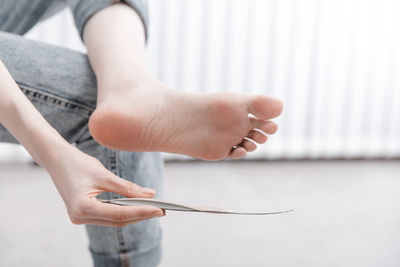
[1,0,399,160]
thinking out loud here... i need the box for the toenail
[269,123,278,133]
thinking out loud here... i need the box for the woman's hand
[0,59,163,227]
[44,146,165,227]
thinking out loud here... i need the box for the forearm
[0,59,70,168]
[0,60,164,226]
[83,3,151,103]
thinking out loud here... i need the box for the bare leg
[84,3,283,161]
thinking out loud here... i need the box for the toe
[229,147,247,159]
[247,130,268,144]
[250,119,278,135]
[242,138,257,152]
[248,95,283,120]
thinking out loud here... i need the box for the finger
[241,138,257,152]
[250,119,278,135]
[228,146,247,159]
[77,199,164,222]
[247,130,268,144]
[99,176,156,198]
[71,216,158,227]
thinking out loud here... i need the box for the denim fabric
[67,0,149,40]
[0,1,162,266]
[0,0,149,40]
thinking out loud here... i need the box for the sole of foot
[89,87,283,161]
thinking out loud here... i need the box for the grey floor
[0,160,399,267]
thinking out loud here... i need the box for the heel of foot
[89,107,126,150]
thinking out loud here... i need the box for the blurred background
[1,0,399,266]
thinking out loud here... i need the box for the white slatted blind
[1,0,399,160]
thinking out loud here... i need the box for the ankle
[96,72,159,105]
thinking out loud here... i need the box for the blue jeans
[0,1,163,267]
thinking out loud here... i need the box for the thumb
[99,175,156,198]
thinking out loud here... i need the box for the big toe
[248,95,283,120]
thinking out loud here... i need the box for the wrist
[39,137,76,170]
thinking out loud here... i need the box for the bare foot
[89,79,283,160]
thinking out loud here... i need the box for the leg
[82,3,283,161]
[0,0,66,35]
[0,31,163,267]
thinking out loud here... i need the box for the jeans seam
[17,82,95,118]
[109,149,130,267]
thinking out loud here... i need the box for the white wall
[1,0,399,160]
